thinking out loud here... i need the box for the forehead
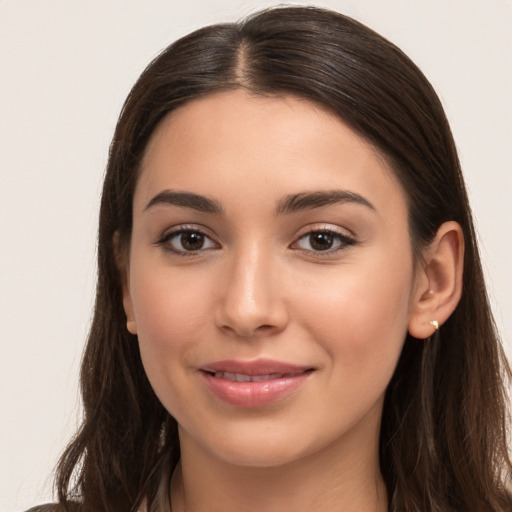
[135,90,407,216]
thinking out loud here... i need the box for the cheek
[131,262,212,344]
[295,253,414,385]
[129,263,214,405]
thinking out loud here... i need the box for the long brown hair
[50,6,511,511]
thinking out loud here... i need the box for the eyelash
[155,226,357,256]
[292,228,357,255]
[155,226,218,256]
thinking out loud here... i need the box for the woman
[30,5,511,511]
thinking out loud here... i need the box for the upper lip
[200,358,313,376]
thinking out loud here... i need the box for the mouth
[208,371,304,382]
[199,359,314,408]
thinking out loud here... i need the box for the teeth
[213,372,285,382]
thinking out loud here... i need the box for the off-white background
[1,1,510,510]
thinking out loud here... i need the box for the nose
[214,244,288,338]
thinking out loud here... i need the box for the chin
[211,438,313,468]
[180,415,346,470]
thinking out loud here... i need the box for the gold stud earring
[429,320,439,331]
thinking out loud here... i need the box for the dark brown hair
[48,6,511,511]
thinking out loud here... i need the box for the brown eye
[160,229,217,254]
[309,232,334,251]
[294,229,355,253]
[180,231,205,251]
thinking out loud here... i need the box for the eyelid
[290,224,357,254]
[294,223,356,238]
[155,224,220,255]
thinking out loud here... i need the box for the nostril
[257,324,275,331]
[217,322,281,338]
[214,289,289,337]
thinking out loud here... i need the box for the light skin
[120,90,464,512]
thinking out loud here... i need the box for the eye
[158,228,218,254]
[293,229,355,253]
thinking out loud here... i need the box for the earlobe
[114,232,138,335]
[408,221,464,339]
[123,289,138,335]
[126,317,138,335]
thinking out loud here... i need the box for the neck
[170,410,388,512]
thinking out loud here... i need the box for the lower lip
[201,371,311,408]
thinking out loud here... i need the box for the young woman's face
[124,90,420,468]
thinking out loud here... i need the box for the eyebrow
[144,188,375,216]
[276,190,376,215]
[144,190,224,214]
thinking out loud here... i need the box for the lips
[200,359,313,408]
[212,371,291,382]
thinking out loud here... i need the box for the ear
[408,221,464,339]
[113,232,137,335]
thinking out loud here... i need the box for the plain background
[1,1,511,510]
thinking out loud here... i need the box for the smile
[212,371,296,382]
[200,359,314,408]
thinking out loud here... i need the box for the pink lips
[200,359,313,408]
